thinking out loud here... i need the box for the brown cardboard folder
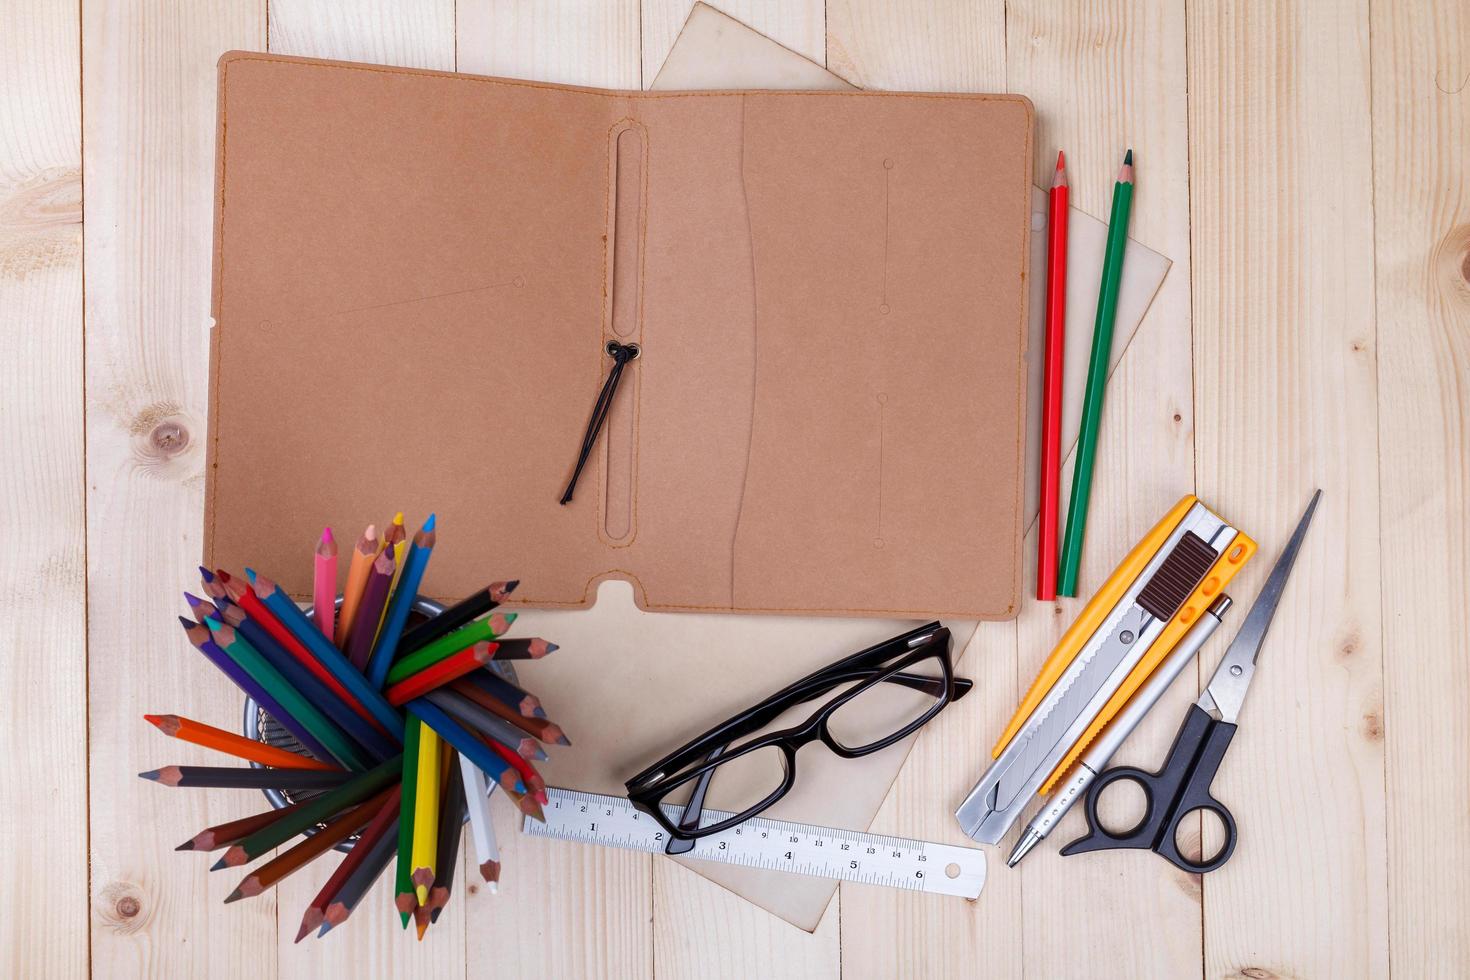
[206,52,1034,620]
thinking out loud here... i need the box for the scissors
[1060,490,1321,873]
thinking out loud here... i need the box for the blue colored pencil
[176,616,338,763]
[365,515,437,690]
[247,569,405,738]
[212,604,400,762]
[406,697,526,795]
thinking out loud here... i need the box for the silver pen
[1006,593,1233,867]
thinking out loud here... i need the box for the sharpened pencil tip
[1124,148,1132,165]
[223,889,242,904]
[423,513,436,531]
[393,511,404,525]
[244,568,257,583]
[210,857,227,871]
[174,841,194,851]
[321,526,334,544]
[138,769,161,781]
[1056,149,1065,169]
[198,566,215,583]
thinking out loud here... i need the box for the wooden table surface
[5,1,1467,977]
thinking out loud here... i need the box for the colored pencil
[177,799,305,852]
[183,590,218,623]
[344,549,395,671]
[501,783,546,823]
[140,765,353,791]
[378,512,407,634]
[145,713,339,770]
[198,566,228,602]
[195,616,366,770]
[384,613,516,685]
[224,788,389,902]
[296,785,401,942]
[205,616,377,769]
[213,606,399,762]
[365,514,438,690]
[335,524,379,649]
[425,689,547,760]
[213,754,401,869]
[406,698,526,794]
[461,669,545,718]
[450,679,570,745]
[1058,149,1135,597]
[481,635,555,661]
[459,754,501,887]
[319,815,399,937]
[177,617,337,763]
[219,570,384,734]
[312,527,338,639]
[398,579,519,654]
[1037,149,1070,602]
[385,642,498,707]
[428,752,465,922]
[248,569,404,737]
[395,717,423,925]
[481,736,547,805]
[410,722,442,906]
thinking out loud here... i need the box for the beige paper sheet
[526,3,1171,933]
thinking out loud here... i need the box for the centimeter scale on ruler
[524,788,986,900]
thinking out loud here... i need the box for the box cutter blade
[955,502,1235,844]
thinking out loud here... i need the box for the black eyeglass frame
[625,622,971,842]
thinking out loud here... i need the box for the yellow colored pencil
[335,524,379,649]
[411,721,441,906]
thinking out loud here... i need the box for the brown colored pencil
[318,815,398,937]
[449,680,571,746]
[176,800,305,852]
[461,669,545,718]
[484,637,558,661]
[140,765,353,791]
[502,783,546,823]
[295,785,401,942]
[224,787,391,902]
[144,714,340,771]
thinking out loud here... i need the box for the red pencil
[384,642,498,707]
[1037,149,1070,601]
[313,527,338,639]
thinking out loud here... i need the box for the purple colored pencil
[176,616,336,762]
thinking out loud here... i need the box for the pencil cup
[241,594,516,850]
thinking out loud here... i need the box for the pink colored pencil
[313,527,338,638]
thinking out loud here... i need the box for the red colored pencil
[313,527,338,639]
[483,736,548,805]
[1037,149,1070,601]
[385,642,498,707]
[218,570,386,735]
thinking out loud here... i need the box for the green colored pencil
[395,715,423,927]
[384,612,516,686]
[204,617,370,771]
[210,754,401,869]
[1058,149,1135,597]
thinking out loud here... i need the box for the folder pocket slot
[599,121,648,544]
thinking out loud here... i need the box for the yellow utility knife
[955,495,1255,845]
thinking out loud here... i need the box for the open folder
[205,52,1034,621]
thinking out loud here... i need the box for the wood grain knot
[0,167,82,281]
[97,880,149,934]
[1434,224,1470,301]
[148,420,189,455]
[128,402,199,478]
[1336,628,1361,660]
[1362,710,1384,742]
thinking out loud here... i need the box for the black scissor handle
[1061,704,1241,874]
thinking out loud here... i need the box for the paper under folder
[205,52,1034,620]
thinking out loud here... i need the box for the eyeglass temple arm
[664,746,723,855]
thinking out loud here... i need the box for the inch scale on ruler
[523,788,986,899]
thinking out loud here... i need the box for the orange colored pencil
[144,714,339,771]
[335,524,379,648]
[385,642,498,707]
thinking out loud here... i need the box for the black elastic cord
[560,341,638,505]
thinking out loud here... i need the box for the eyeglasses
[625,623,971,849]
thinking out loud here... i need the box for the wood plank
[458,0,640,88]
[455,5,652,977]
[1187,1,1389,976]
[82,2,271,977]
[269,0,454,70]
[1005,2,1201,977]
[822,5,1020,978]
[642,0,826,81]
[1370,1,1470,973]
[0,0,87,974]
[260,9,460,977]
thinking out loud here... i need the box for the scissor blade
[1199,490,1321,723]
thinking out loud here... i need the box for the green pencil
[1058,149,1135,597]
[395,716,423,927]
[384,612,516,686]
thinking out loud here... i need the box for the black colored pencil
[140,765,353,790]
[462,669,545,718]
[319,816,399,937]
[427,750,467,923]
[482,636,558,661]
[398,580,519,655]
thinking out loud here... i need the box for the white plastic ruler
[523,788,986,899]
